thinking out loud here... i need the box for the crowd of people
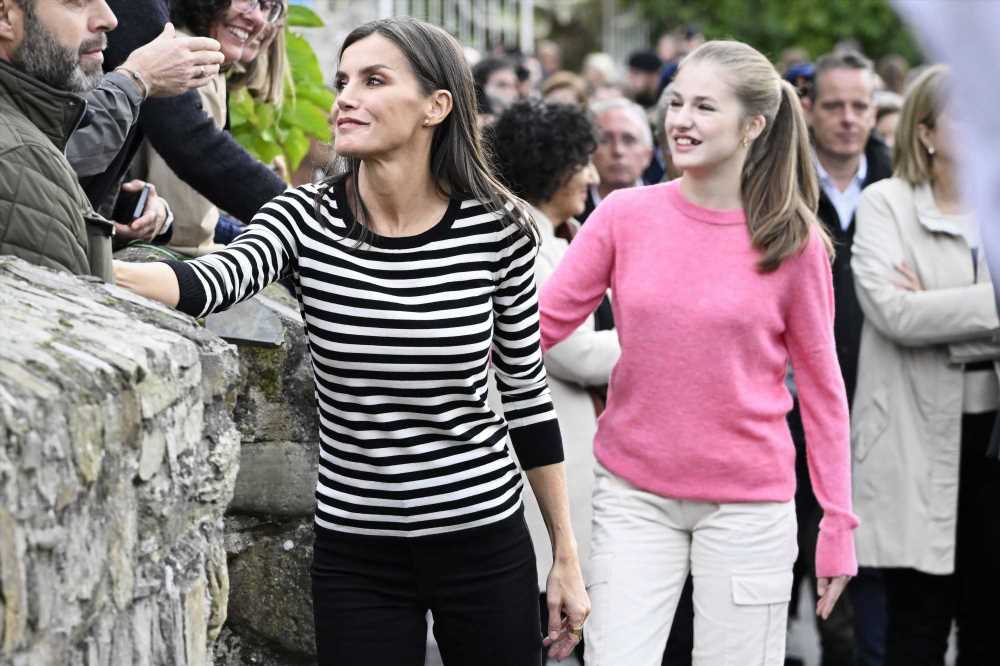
[1,2,998,665]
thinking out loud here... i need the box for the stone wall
[0,257,241,665]
[212,285,320,665]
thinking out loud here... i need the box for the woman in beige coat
[487,99,620,661]
[852,65,1000,666]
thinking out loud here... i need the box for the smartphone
[112,183,152,224]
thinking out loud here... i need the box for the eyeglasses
[235,0,285,25]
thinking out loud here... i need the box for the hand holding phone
[112,182,152,224]
[113,181,167,242]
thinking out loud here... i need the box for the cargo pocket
[730,571,792,665]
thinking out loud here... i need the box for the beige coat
[490,208,620,588]
[851,178,1000,574]
[142,65,226,256]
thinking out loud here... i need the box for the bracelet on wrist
[115,66,149,100]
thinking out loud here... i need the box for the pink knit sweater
[539,181,859,577]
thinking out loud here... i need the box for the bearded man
[0,0,117,279]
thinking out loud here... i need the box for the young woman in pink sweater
[539,41,859,665]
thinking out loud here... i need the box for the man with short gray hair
[580,97,654,223]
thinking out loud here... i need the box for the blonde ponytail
[682,42,832,272]
[743,80,830,272]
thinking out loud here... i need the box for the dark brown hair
[319,17,535,246]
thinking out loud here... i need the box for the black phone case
[111,186,150,224]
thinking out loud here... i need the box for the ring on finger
[569,626,583,639]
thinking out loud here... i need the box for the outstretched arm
[104,0,285,224]
[114,187,303,314]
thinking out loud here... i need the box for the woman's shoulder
[264,182,322,209]
[254,182,336,224]
[584,182,672,233]
[861,176,913,206]
[603,180,674,208]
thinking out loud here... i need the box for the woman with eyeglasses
[123,0,276,254]
[91,0,287,233]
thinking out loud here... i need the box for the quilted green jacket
[0,60,113,281]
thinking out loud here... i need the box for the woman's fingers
[815,575,850,621]
[892,262,922,291]
[894,261,923,291]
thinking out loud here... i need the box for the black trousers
[788,401,858,666]
[311,510,542,666]
[884,411,1000,666]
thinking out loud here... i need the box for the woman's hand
[892,261,924,291]
[114,181,169,242]
[816,575,851,620]
[524,462,591,660]
[542,554,590,660]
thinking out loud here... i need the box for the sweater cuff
[163,260,207,317]
[815,527,858,578]
[509,418,564,470]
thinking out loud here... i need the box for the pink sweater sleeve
[538,197,617,351]
[785,232,860,578]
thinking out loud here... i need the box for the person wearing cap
[626,49,663,110]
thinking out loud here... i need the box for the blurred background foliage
[230,4,334,174]
[631,0,922,63]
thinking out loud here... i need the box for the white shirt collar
[590,180,644,207]
[814,153,868,191]
[814,152,869,231]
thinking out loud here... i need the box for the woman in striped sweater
[115,17,588,665]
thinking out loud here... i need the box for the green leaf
[286,5,325,28]
[282,127,311,171]
[284,101,332,140]
[286,32,325,85]
[296,84,335,111]
[229,88,258,126]
[230,8,333,176]
[257,103,276,130]
[253,136,283,164]
[232,127,260,157]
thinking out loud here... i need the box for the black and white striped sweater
[168,180,563,537]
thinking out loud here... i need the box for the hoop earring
[741,136,750,148]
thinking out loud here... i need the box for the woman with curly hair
[489,99,618,652]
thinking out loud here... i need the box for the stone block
[225,517,316,657]
[0,257,241,665]
[230,441,317,516]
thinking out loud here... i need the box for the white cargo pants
[583,463,797,666]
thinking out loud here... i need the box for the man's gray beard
[10,5,103,93]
